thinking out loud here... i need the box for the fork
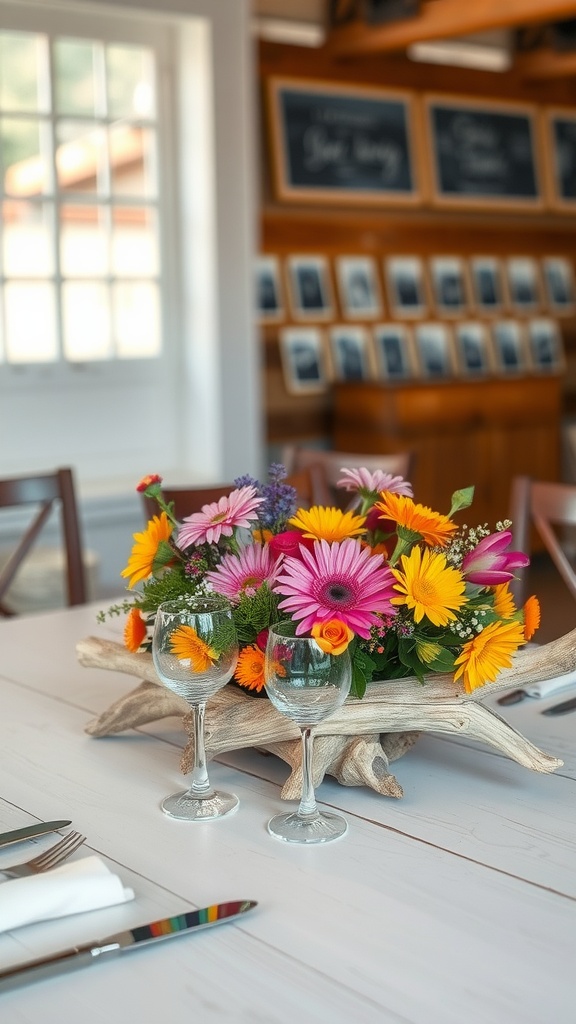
[0,831,86,880]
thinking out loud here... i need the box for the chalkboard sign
[425,96,543,209]
[267,78,420,205]
[546,110,576,209]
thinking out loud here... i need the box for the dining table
[0,600,574,1023]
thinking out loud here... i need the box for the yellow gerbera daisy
[169,625,217,672]
[235,645,266,692]
[289,505,366,542]
[522,595,541,640]
[124,607,147,652]
[392,546,466,626]
[120,512,173,589]
[454,620,526,694]
[376,492,457,547]
[492,582,516,619]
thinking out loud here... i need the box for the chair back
[0,468,87,616]
[510,475,576,605]
[281,446,414,509]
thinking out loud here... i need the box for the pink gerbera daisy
[273,537,397,638]
[337,467,413,498]
[177,486,264,547]
[206,542,279,601]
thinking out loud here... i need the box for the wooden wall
[258,40,576,453]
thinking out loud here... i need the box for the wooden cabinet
[332,376,562,525]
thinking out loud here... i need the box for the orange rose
[311,619,353,655]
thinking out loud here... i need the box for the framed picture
[329,325,373,381]
[335,256,382,319]
[491,320,527,374]
[455,322,492,376]
[384,256,428,318]
[424,94,543,210]
[279,327,328,394]
[255,255,284,322]
[527,319,566,373]
[506,258,542,312]
[373,323,414,381]
[543,109,576,212]
[469,256,505,314]
[429,256,469,315]
[414,322,455,379]
[266,77,422,206]
[542,257,576,314]
[286,255,334,320]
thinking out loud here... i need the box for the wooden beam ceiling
[327,0,576,58]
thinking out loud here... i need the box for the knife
[542,695,576,716]
[0,821,72,849]
[0,900,257,992]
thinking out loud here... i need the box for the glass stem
[188,702,214,799]
[298,727,319,819]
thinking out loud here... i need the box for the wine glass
[264,621,352,844]
[152,595,239,820]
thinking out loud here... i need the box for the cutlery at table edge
[0,821,72,849]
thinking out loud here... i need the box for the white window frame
[0,0,261,491]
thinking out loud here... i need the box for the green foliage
[232,584,281,646]
[205,615,238,656]
[136,567,200,613]
[449,486,475,517]
[350,644,376,699]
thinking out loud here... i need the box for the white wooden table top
[0,602,574,1024]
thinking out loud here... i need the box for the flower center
[210,511,228,524]
[412,579,437,605]
[317,576,356,609]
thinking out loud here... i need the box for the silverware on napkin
[0,821,72,849]
[0,899,258,992]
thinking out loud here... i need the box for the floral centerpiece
[102,463,540,701]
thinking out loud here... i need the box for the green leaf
[349,646,376,699]
[449,486,475,517]
[152,539,176,573]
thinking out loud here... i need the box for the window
[0,27,161,365]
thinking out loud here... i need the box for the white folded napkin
[524,669,576,699]
[0,855,135,933]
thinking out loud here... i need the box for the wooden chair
[0,468,87,616]
[141,468,321,524]
[509,475,576,605]
[281,445,414,509]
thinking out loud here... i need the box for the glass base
[267,810,348,844]
[161,789,239,821]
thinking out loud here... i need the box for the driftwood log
[77,630,571,799]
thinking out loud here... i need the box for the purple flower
[462,531,529,586]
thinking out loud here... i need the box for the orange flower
[375,493,457,547]
[169,625,217,672]
[235,645,266,692]
[311,618,353,655]
[523,595,541,640]
[120,512,173,589]
[136,473,162,493]
[252,527,274,544]
[492,583,516,619]
[124,608,147,652]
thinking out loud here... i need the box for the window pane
[53,38,100,117]
[107,44,156,119]
[111,206,158,275]
[60,204,108,276]
[62,281,112,360]
[113,281,160,357]
[1,117,51,196]
[110,124,156,197]
[56,120,106,195]
[3,200,54,276]
[0,32,48,114]
[5,282,57,362]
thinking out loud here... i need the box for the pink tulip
[462,530,529,585]
[268,530,315,562]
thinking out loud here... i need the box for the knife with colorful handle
[0,900,258,992]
